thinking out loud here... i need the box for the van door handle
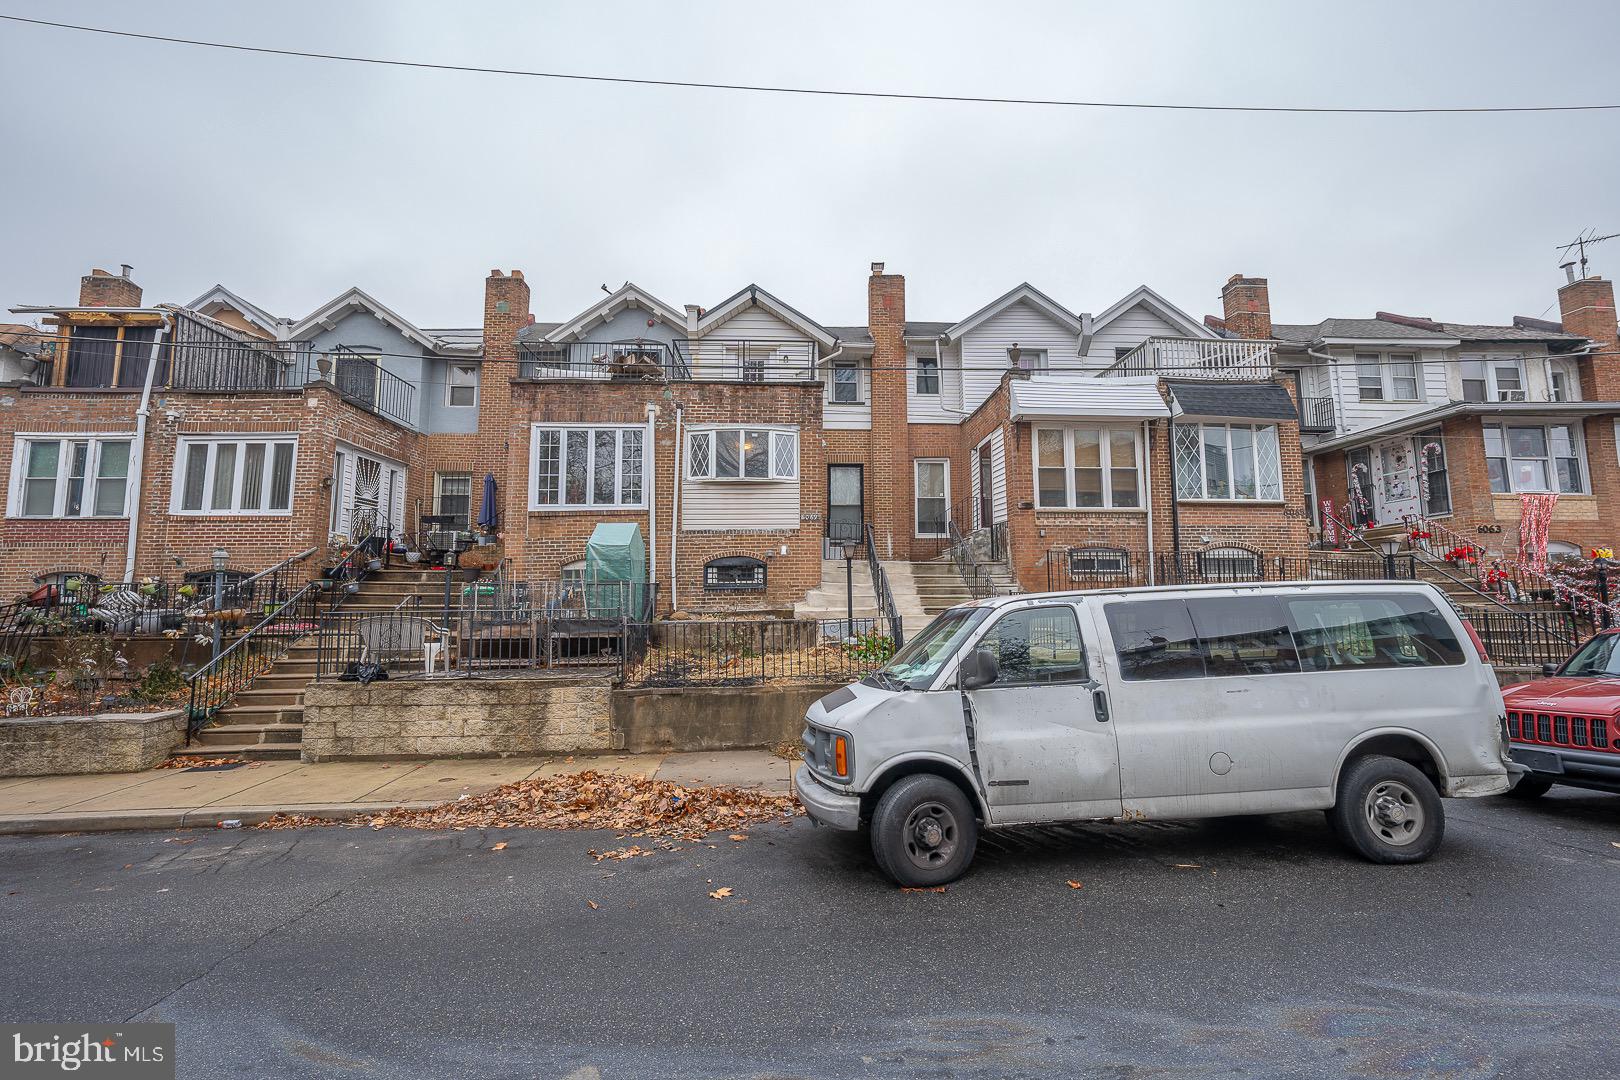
[1092,689,1110,724]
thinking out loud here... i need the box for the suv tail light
[1460,617,1491,664]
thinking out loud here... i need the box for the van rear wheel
[870,774,978,887]
[1330,755,1444,864]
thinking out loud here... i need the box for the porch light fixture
[211,547,229,571]
[1379,537,1401,580]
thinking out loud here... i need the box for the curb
[0,800,443,836]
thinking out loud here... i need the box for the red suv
[1502,629,1620,797]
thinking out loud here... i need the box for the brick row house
[7,260,1616,623]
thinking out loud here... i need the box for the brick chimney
[79,265,142,308]
[867,261,907,557]
[1220,274,1271,340]
[480,268,531,439]
[1557,274,1620,400]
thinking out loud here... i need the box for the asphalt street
[2,788,1617,1080]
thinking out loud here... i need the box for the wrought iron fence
[517,340,685,381]
[1463,607,1581,668]
[184,584,324,740]
[865,523,904,649]
[624,617,891,688]
[1045,548,1418,591]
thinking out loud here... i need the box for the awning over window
[1166,380,1298,422]
[1009,375,1170,420]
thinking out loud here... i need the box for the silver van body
[796,581,1511,876]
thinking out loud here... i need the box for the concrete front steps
[174,564,477,762]
[794,559,883,623]
[908,557,1019,616]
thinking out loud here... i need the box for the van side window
[1286,595,1465,670]
[1105,599,1205,680]
[980,606,1088,686]
[1187,596,1300,677]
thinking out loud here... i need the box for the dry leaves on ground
[490,842,508,851]
[586,900,599,910]
[709,887,733,900]
[256,770,801,839]
[588,845,660,862]
[899,885,947,894]
[1065,880,1084,889]
[156,756,248,770]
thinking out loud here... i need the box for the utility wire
[5,13,1620,116]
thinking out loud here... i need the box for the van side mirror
[959,648,999,691]
[1542,663,1561,677]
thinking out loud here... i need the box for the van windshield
[866,607,990,691]
[1560,633,1620,677]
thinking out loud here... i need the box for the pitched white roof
[1009,375,1169,420]
[542,282,686,343]
[1091,284,1213,341]
[290,287,443,352]
[185,285,289,339]
[945,283,1090,343]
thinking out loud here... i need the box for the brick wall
[1557,276,1620,400]
[78,269,141,308]
[867,265,908,558]
[1220,275,1272,340]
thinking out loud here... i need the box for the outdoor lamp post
[211,547,229,660]
[841,540,860,639]
[1379,537,1400,580]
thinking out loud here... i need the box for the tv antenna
[1556,228,1619,280]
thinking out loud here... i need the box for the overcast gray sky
[3,1,1618,332]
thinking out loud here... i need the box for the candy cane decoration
[1415,441,1441,510]
[1349,462,1371,526]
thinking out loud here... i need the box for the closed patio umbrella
[477,473,498,534]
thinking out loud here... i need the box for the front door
[963,602,1122,824]
[827,465,864,547]
[333,448,406,541]
[976,450,993,530]
[1374,436,1421,524]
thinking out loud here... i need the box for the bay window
[1483,422,1585,494]
[686,427,798,481]
[173,437,296,514]
[12,436,131,518]
[1033,426,1140,510]
[531,425,645,509]
[1174,423,1283,501]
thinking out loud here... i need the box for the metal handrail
[863,523,904,648]
[183,582,320,741]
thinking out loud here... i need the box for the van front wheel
[870,774,978,887]
[1330,755,1444,864]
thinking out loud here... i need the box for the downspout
[670,406,683,612]
[1143,417,1156,585]
[123,315,172,582]
[1168,413,1182,565]
[644,403,658,615]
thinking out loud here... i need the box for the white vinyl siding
[681,426,801,532]
[9,435,133,519]
[690,305,816,381]
[957,301,1080,415]
[1328,347,1450,435]
[825,362,872,430]
[172,437,297,515]
[906,345,962,424]
[1080,303,1188,369]
[970,431,1008,526]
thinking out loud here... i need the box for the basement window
[704,556,767,591]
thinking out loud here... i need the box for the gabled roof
[541,282,687,343]
[290,286,456,354]
[1091,284,1213,341]
[695,284,836,348]
[1273,317,1458,346]
[185,285,289,339]
[943,282,1089,343]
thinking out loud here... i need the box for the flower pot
[367,559,383,572]
[405,552,422,564]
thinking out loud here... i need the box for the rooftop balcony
[517,338,818,383]
[39,311,416,428]
[1101,336,1277,381]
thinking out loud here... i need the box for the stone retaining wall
[301,676,616,762]
[0,710,186,776]
[613,683,841,753]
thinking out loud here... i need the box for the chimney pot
[119,264,133,278]
[510,270,524,281]
[871,262,885,276]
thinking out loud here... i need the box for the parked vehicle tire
[1330,754,1444,864]
[870,774,978,887]
[1504,775,1555,799]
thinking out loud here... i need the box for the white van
[795,581,1512,886]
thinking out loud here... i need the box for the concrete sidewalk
[0,750,796,835]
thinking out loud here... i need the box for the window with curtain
[1033,426,1140,509]
[685,428,798,481]
[173,437,296,514]
[530,425,645,509]
[1174,423,1282,501]
[1483,422,1585,494]
[14,436,132,518]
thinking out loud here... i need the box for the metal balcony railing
[518,337,817,384]
[1299,395,1335,433]
[1101,336,1276,381]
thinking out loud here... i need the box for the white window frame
[9,434,134,519]
[914,355,940,395]
[1483,420,1589,495]
[1032,425,1143,511]
[685,426,798,482]
[914,458,950,538]
[170,436,298,517]
[528,424,647,511]
[434,472,473,527]
[1461,356,1526,403]
[1355,352,1423,403]
[830,362,860,404]
[1174,422,1284,503]
[1010,347,1049,373]
[445,362,479,408]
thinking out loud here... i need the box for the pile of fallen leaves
[156,755,248,770]
[257,769,801,839]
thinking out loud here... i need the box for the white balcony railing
[1100,337,1276,381]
